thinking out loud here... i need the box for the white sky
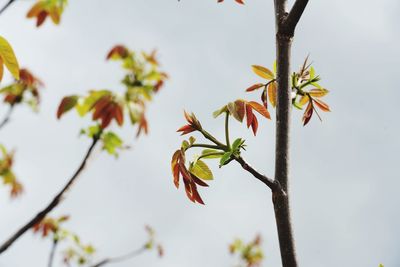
[0,0,399,266]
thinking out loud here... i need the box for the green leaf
[189,136,196,145]
[181,140,190,150]
[309,66,315,79]
[213,105,227,118]
[201,149,223,159]
[102,132,123,156]
[231,138,244,151]
[189,160,213,180]
[219,151,232,167]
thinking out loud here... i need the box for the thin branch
[283,0,309,34]
[225,111,230,148]
[190,144,221,150]
[0,105,14,131]
[90,246,147,267]
[0,134,101,254]
[234,156,284,195]
[48,239,58,267]
[0,0,16,15]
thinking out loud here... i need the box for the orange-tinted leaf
[245,83,264,92]
[268,82,277,107]
[245,104,254,128]
[251,115,258,135]
[313,98,330,112]
[299,95,309,106]
[248,101,271,119]
[26,2,44,18]
[114,104,124,126]
[251,65,274,80]
[309,88,329,98]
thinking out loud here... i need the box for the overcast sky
[0,0,399,266]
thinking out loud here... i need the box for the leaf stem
[0,105,14,131]
[198,152,224,161]
[199,129,228,151]
[90,246,147,267]
[225,111,230,149]
[189,144,221,150]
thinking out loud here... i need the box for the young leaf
[251,65,274,80]
[267,81,277,107]
[246,83,264,92]
[248,101,271,119]
[0,36,19,80]
[189,160,213,180]
[220,151,233,166]
[57,95,78,119]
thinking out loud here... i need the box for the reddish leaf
[234,100,245,122]
[245,104,254,128]
[106,45,129,60]
[246,83,264,92]
[177,124,196,135]
[248,101,271,119]
[302,102,313,126]
[251,115,258,135]
[313,98,331,112]
[36,11,48,27]
[114,103,124,126]
[57,96,78,119]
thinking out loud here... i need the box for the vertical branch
[270,0,308,266]
[0,0,16,15]
[224,111,230,148]
[0,105,14,131]
[0,134,101,254]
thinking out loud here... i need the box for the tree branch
[0,135,101,254]
[283,0,309,35]
[234,156,284,194]
[90,246,147,267]
[0,105,14,131]
[0,0,16,15]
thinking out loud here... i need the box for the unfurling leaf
[251,65,274,80]
[190,160,213,180]
[313,98,330,112]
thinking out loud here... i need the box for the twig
[235,156,284,195]
[0,105,14,131]
[48,239,58,267]
[0,0,16,15]
[283,0,310,35]
[0,134,101,254]
[90,246,147,267]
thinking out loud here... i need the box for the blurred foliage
[0,68,43,111]
[27,0,68,27]
[229,235,264,267]
[57,45,168,156]
[0,144,22,198]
